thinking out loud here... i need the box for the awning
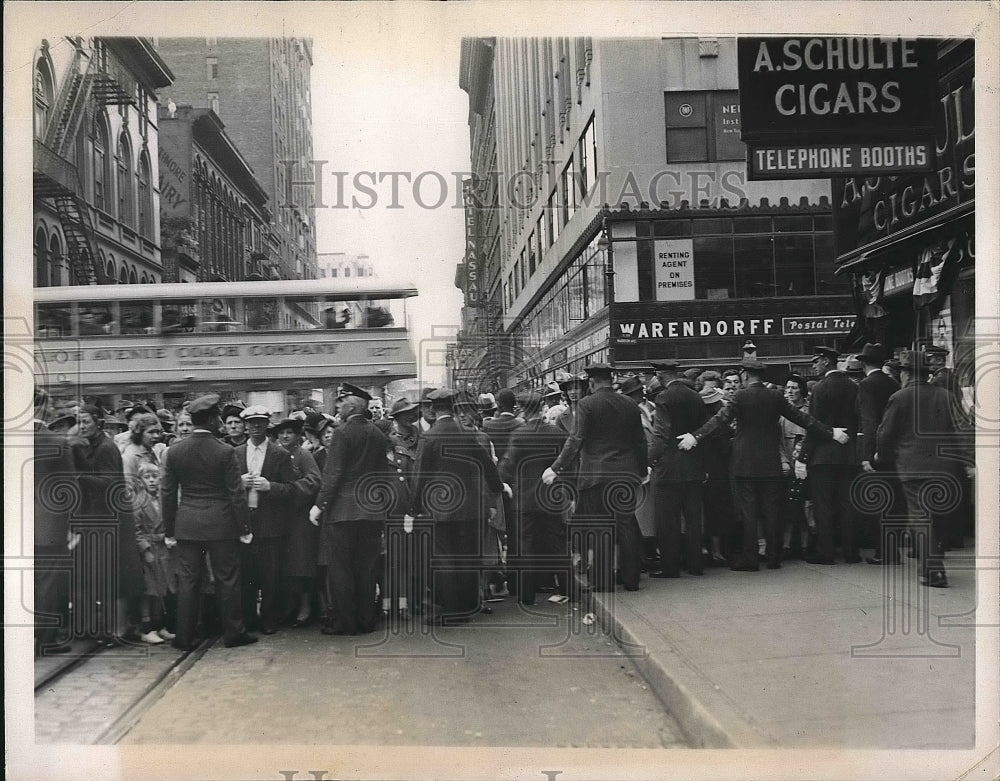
[835,202,974,276]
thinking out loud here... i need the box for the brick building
[33,37,174,287]
[154,37,317,281]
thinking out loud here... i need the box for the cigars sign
[737,37,938,179]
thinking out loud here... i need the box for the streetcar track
[34,639,104,693]
[93,636,216,745]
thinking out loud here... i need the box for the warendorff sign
[737,37,938,179]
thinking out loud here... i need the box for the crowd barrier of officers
[32,339,974,653]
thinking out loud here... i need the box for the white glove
[309,505,322,526]
[502,483,513,498]
[164,536,177,549]
[67,531,82,551]
[541,467,557,486]
[832,428,849,444]
[676,433,697,451]
[403,514,414,534]
[861,460,875,473]
[794,461,808,480]
[641,466,652,485]
[239,532,254,545]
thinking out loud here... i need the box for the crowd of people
[32,340,975,654]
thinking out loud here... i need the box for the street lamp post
[597,221,615,366]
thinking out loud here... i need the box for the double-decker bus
[34,279,418,406]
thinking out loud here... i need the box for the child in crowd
[133,462,176,644]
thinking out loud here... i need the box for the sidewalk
[593,553,977,749]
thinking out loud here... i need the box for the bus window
[36,303,72,337]
[246,298,277,331]
[363,305,394,328]
[161,301,197,334]
[77,303,115,335]
[323,305,351,329]
[200,297,240,332]
[120,301,155,334]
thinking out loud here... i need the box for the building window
[117,134,134,227]
[48,234,63,287]
[206,57,219,80]
[208,92,220,115]
[578,116,597,202]
[34,227,49,287]
[137,151,152,238]
[93,117,110,212]
[664,90,745,163]
[33,58,54,141]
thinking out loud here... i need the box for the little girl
[133,462,176,644]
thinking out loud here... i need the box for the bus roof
[34,279,419,303]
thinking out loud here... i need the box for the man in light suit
[406,388,508,624]
[162,394,256,649]
[310,394,392,635]
[233,405,299,635]
[543,363,647,592]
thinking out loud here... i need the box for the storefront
[832,39,974,383]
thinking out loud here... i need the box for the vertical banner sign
[462,181,481,307]
[653,239,695,301]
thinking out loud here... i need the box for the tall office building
[155,37,317,281]
[456,38,854,391]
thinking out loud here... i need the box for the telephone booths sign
[737,37,938,179]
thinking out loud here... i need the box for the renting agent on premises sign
[737,37,938,179]
[653,239,695,301]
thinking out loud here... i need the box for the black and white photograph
[5,2,998,779]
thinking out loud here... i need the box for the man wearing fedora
[233,406,300,635]
[483,388,523,593]
[384,397,422,618]
[543,363,647,592]
[802,346,861,565]
[311,391,392,634]
[679,359,849,571]
[875,350,973,588]
[162,394,256,649]
[856,343,902,565]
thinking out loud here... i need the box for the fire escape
[33,40,137,285]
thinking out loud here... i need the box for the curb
[591,591,776,749]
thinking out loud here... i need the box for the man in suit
[543,363,647,592]
[875,350,973,588]
[233,406,300,635]
[500,391,570,605]
[33,388,77,654]
[855,343,903,565]
[483,388,523,593]
[406,388,508,623]
[647,360,709,578]
[162,394,256,649]
[310,394,392,635]
[802,346,861,564]
[679,359,850,571]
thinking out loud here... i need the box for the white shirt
[246,439,267,474]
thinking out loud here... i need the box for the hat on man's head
[923,344,950,356]
[289,410,308,422]
[844,355,864,374]
[46,411,77,431]
[240,404,272,421]
[340,382,372,402]
[700,387,724,405]
[125,403,153,420]
[426,387,458,403]
[555,371,578,388]
[188,394,221,416]
[618,375,644,398]
[813,346,839,362]
[740,358,767,372]
[646,376,663,396]
[273,417,304,434]
[156,409,175,429]
[649,359,681,372]
[585,361,614,378]
[478,392,498,413]
[859,342,887,364]
[222,401,246,421]
[304,412,326,432]
[544,382,563,400]
[388,398,419,418]
[420,387,438,403]
[885,357,902,371]
[899,349,927,371]
[741,340,757,351]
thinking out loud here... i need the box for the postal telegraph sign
[737,37,938,179]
